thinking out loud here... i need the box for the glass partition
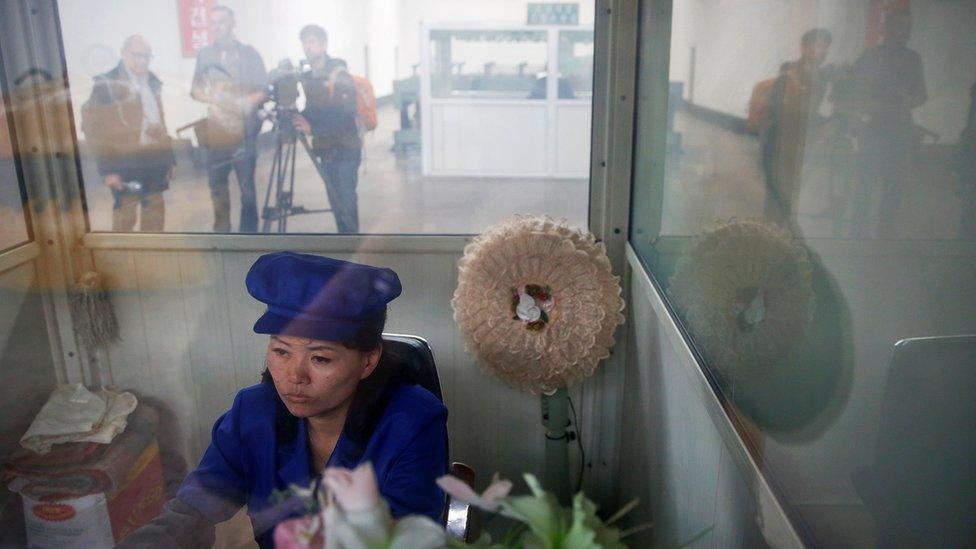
[631,0,976,546]
[55,1,595,235]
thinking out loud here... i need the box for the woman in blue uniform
[122,252,448,548]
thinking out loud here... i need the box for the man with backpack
[292,24,372,234]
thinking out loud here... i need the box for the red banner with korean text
[178,0,214,57]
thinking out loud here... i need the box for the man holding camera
[191,5,267,233]
[292,24,362,234]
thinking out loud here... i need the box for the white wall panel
[556,105,592,175]
[616,247,790,548]
[431,104,548,174]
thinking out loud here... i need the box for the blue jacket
[144,381,447,548]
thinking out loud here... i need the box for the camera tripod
[259,108,334,233]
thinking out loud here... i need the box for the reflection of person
[82,36,175,232]
[953,81,976,238]
[191,5,267,233]
[759,28,833,229]
[119,253,448,548]
[852,9,927,238]
[292,25,362,234]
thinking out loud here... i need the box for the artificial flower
[324,462,381,513]
[436,472,513,512]
[516,292,543,323]
[273,514,323,549]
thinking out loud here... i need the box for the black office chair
[381,334,444,401]
[851,335,976,547]
[379,334,477,543]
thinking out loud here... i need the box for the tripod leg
[277,140,293,233]
[260,135,282,233]
[284,134,300,233]
[296,133,338,231]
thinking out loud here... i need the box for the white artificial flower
[323,462,381,513]
[389,515,448,549]
[516,292,542,323]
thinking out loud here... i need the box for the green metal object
[541,388,571,504]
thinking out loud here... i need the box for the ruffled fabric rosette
[452,215,625,394]
[668,220,813,382]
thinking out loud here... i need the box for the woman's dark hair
[261,308,408,462]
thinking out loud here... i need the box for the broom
[68,271,120,352]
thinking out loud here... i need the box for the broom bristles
[69,271,120,351]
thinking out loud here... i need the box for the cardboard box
[22,439,165,548]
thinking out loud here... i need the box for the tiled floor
[80,104,971,241]
[81,105,589,235]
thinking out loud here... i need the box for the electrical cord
[568,394,585,493]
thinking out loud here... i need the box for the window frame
[0,43,38,259]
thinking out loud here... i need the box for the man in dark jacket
[191,4,267,233]
[851,9,927,238]
[83,35,175,232]
[292,24,362,234]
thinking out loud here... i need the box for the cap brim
[253,310,365,342]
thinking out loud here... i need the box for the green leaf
[495,475,567,546]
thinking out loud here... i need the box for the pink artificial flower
[436,472,512,512]
[323,462,381,513]
[273,514,323,549]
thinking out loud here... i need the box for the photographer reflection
[851,9,927,239]
[759,29,833,231]
[191,5,267,233]
[292,25,362,234]
[954,80,976,239]
[82,35,175,232]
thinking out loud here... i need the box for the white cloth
[20,384,138,454]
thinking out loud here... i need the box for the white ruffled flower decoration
[453,215,625,394]
[668,220,813,381]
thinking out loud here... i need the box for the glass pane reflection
[58,1,594,235]
[631,1,976,546]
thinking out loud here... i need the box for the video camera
[266,59,310,111]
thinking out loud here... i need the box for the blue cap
[246,252,402,341]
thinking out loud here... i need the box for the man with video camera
[291,24,362,234]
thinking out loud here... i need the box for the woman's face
[266,335,380,418]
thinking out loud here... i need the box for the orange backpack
[351,75,377,132]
